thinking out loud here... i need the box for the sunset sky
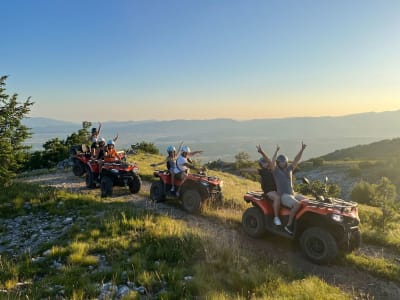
[2,0,399,122]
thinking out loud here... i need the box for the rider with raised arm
[257,141,307,235]
[257,145,282,226]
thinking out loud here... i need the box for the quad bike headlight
[330,214,344,223]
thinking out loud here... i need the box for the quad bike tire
[101,176,113,198]
[300,227,338,264]
[182,190,202,214]
[85,167,96,188]
[72,160,85,176]
[128,175,142,194]
[150,181,166,202]
[347,230,361,253]
[242,207,266,238]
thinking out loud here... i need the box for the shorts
[174,171,186,180]
[281,193,306,208]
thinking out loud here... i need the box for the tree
[372,177,397,232]
[234,151,252,169]
[0,75,34,187]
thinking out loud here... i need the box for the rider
[257,145,282,226]
[173,145,203,186]
[104,140,120,162]
[96,138,106,160]
[257,142,307,235]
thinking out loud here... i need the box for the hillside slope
[320,138,400,161]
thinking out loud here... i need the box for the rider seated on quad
[151,143,184,192]
[257,142,307,235]
[104,140,120,162]
[173,145,203,191]
[259,159,282,226]
[95,138,107,160]
[258,145,282,226]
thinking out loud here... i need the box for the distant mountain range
[23,110,400,162]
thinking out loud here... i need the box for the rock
[43,249,52,256]
[117,285,130,297]
[62,217,73,225]
[135,286,146,294]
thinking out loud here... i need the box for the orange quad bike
[150,169,223,214]
[85,152,141,197]
[69,144,91,176]
[242,173,361,264]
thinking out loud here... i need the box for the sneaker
[284,224,294,235]
[273,217,282,226]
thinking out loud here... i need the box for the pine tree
[0,76,34,187]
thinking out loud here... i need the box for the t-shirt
[273,165,294,195]
[174,155,188,173]
[259,168,276,194]
[97,148,105,160]
[166,156,176,172]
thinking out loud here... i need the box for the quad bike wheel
[242,207,266,238]
[128,175,142,194]
[150,181,166,202]
[182,190,202,213]
[101,176,113,198]
[300,227,338,264]
[72,160,85,176]
[85,167,96,188]
[349,230,361,252]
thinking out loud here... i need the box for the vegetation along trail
[22,170,400,299]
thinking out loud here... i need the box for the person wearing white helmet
[257,141,307,235]
[104,139,120,162]
[151,142,184,192]
[173,145,203,186]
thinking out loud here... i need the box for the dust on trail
[23,170,400,299]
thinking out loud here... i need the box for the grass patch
[344,253,400,283]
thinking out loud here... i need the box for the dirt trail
[24,171,400,299]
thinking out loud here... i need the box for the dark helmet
[276,154,288,167]
[91,127,97,134]
[259,157,267,168]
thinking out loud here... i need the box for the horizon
[27,108,400,124]
[2,0,400,122]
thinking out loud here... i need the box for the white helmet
[99,137,106,144]
[181,145,191,153]
[107,140,115,146]
[167,145,176,153]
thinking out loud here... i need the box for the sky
[2,0,399,122]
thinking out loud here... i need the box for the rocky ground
[2,170,400,299]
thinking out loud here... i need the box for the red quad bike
[85,156,141,198]
[150,170,223,214]
[70,144,91,176]
[242,176,361,264]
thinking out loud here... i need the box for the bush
[350,180,376,205]
[130,141,159,155]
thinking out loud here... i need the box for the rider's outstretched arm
[271,145,280,166]
[257,145,274,170]
[292,141,307,169]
